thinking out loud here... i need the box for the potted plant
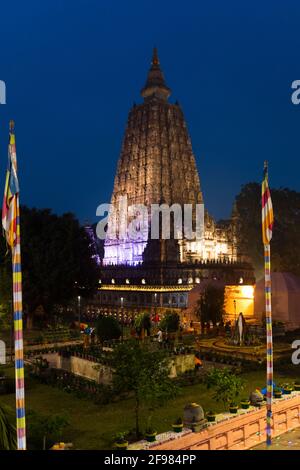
[294,381,300,391]
[145,427,157,442]
[282,384,294,395]
[229,402,238,414]
[114,432,128,449]
[274,387,282,399]
[206,411,216,422]
[240,398,250,409]
[172,417,183,433]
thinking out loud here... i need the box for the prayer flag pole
[262,160,274,447]
[2,121,26,450]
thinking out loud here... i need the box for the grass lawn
[0,364,299,450]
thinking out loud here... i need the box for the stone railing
[130,393,300,450]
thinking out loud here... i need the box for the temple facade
[90,49,254,317]
[103,48,237,267]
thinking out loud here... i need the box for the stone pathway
[253,427,300,450]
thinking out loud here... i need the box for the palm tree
[0,404,16,450]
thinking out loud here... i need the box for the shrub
[159,311,180,333]
[96,316,121,343]
[204,367,245,410]
[134,312,151,336]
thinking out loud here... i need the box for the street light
[120,297,124,342]
[233,299,237,324]
[77,295,81,329]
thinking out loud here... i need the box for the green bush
[159,311,180,333]
[96,316,121,343]
[134,312,151,336]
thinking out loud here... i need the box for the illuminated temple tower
[94,49,254,316]
[103,48,231,266]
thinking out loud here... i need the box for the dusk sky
[0,0,300,223]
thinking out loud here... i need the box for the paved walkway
[253,427,300,450]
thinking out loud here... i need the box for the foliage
[174,417,183,425]
[235,183,300,277]
[0,266,12,331]
[112,340,179,436]
[96,315,121,343]
[0,376,15,395]
[0,404,16,450]
[0,207,99,321]
[30,366,117,404]
[27,410,69,450]
[159,310,180,333]
[204,367,244,409]
[114,431,128,444]
[195,284,225,326]
[134,312,151,336]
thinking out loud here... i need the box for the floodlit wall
[224,285,254,322]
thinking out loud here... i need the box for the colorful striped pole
[262,161,274,448]
[264,242,273,447]
[10,126,26,450]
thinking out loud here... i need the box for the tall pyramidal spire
[103,49,203,266]
[141,47,171,101]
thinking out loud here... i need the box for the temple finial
[141,48,171,101]
[9,120,15,132]
[152,47,159,66]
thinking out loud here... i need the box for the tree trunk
[135,395,140,438]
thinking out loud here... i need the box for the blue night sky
[0,0,300,223]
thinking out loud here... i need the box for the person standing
[157,328,163,347]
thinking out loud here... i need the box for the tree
[96,315,121,343]
[0,404,16,450]
[195,284,225,327]
[0,207,99,324]
[235,183,300,278]
[27,410,69,450]
[112,340,179,437]
[204,367,244,409]
[159,310,180,333]
[0,266,12,331]
[134,312,151,337]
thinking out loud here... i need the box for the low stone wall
[43,353,112,384]
[42,352,194,384]
[150,393,300,450]
[169,354,195,378]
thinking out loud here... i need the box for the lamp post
[233,299,237,324]
[120,297,124,342]
[77,295,81,330]
[154,293,157,320]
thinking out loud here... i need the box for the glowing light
[98,284,193,292]
[224,284,255,320]
[178,278,182,284]
[239,277,244,284]
[195,277,200,284]
[125,278,130,284]
[111,278,115,284]
[241,285,254,298]
[141,279,146,284]
[188,277,193,284]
